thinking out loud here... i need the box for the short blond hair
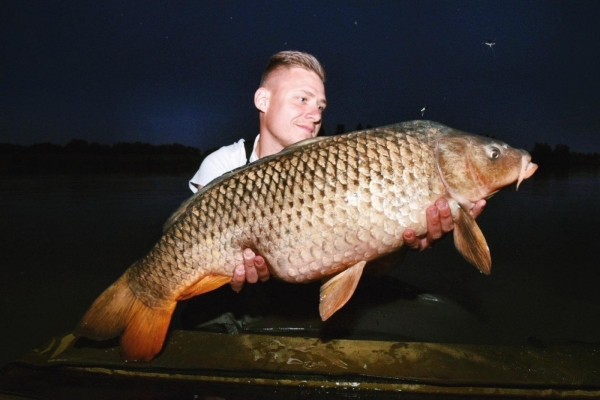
[261,51,326,85]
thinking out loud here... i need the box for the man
[189,51,485,292]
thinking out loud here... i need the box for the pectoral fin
[319,261,367,321]
[453,207,491,275]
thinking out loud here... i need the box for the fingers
[230,264,245,293]
[254,255,269,282]
[230,249,270,292]
[470,199,486,219]
[403,229,430,252]
[436,198,454,233]
[243,248,258,284]
[404,198,454,252]
[426,204,443,243]
[403,229,420,250]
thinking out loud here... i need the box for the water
[1,171,599,367]
[0,174,190,367]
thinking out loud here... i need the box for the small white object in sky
[483,38,496,56]
[421,105,427,117]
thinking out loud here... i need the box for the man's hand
[403,198,486,251]
[230,248,269,292]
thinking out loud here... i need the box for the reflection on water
[1,172,599,366]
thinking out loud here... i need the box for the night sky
[2,1,599,153]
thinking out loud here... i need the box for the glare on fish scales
[74,120,537,361]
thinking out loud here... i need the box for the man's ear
[254,87,269,112]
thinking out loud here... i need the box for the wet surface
[3,330,600,399]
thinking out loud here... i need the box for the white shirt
[189,135,260,192]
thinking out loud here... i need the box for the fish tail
[74,273,176,361]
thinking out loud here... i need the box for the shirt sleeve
[188,139,248,192]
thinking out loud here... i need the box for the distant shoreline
[1,139,598,175]
[0,141,213,175]
[0,153,204,175]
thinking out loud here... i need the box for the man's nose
[305,105,322,121]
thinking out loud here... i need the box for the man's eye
[318,106,325,112]
[299,97,307,102]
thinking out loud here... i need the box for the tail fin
[74,273,176,361]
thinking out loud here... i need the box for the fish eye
[488,147,500,159]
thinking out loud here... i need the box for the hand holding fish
[230,249,269,292]
[404,198,486,251]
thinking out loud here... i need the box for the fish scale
[75,120,537,361]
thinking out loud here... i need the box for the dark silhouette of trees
[0,140,203,175]
[2,132,598,175]
[530,142,599,170]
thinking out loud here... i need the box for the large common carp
[74,120,537,361]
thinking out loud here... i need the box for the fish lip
[516,156,538,190]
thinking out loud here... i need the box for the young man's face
[258,67,327,149]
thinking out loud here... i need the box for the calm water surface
[1,171,599,367]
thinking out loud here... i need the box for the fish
[74,120,537,361]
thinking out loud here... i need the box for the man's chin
[294,129,314,141]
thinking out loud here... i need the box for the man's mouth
[297,124,314,135]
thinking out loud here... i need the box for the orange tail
[73,273,176,362]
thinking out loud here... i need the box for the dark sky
[2,1,599,153]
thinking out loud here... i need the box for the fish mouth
[516,152,538,190]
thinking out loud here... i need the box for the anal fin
[319,261,367,321]
[453,207,491,274]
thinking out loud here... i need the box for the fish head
[436,130,538,210]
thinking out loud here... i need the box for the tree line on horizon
[0,140,214,175]
[1,130,598,175]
